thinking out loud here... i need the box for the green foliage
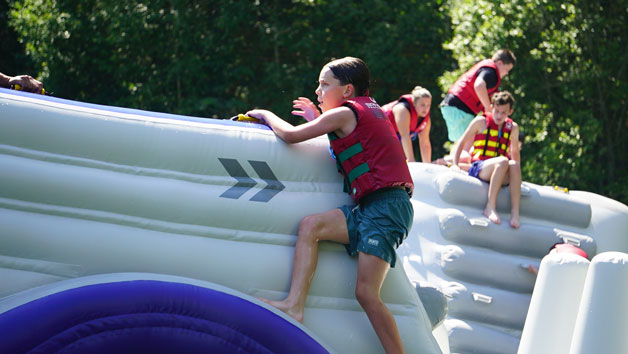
[441,0,628,204]
[8,0,451,133]
[0,0,35,74]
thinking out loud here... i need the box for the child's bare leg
[259,208,349,323]
[356,252,404,354]
[508,160,522,228]
[478,157,509,224]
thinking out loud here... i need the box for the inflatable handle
[468,218,489,228]
[471,292,492,304]
[559,234,582,247]
[553,185,569,193]
[10,83,48,96]
[231,114,261,123]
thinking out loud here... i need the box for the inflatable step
[439,209,596,258]
[441,281,530,330]
[445,318,520,354]
[436,173,592,228]
[440,245,537,293]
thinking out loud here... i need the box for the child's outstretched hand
[245,110,269,125]
[291,97,320,122]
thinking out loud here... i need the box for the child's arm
[452,117,484,169]
[0,73,10,88]
[246,106,355,144]
[509,123,521,163]
[473,78,492,113]
[392,103,416,162]
[417,119,432,163]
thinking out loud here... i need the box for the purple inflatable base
[0,280,329,354]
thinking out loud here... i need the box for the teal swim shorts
[440,105,475,142]
[339,188,414,268]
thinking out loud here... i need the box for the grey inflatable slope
[0,89,442,354]
[397,163,628,354]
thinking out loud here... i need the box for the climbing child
[381,86,433,162]
[451,91,521,228]
[246,57,414,354]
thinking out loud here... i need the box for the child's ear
[343,84,354,98]
[508,107,514,115]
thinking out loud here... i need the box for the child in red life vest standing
[440,49,516,143]
[247,57,414,354]
[451,91,521,228]
[381,86,432,162]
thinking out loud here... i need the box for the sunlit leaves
[442,0,628,203]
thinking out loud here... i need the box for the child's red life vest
[328,96,414,203]
[448,59,502,114]
[381,94,430,137]
[472,113,513,161]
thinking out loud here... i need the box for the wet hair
[325,57,370,97]
[411,86,431,104]
[491,90,515,109]
[492,49,516,66]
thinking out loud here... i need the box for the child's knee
[496,156,509,166]
[298,215,320,241]
[355,282,380,308]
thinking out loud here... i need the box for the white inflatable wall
[0,89,441,354]
[569,252,628,354]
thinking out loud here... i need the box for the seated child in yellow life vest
[451,91,521,228]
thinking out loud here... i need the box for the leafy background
[3,0,627,204]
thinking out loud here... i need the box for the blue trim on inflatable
[0,87,269,130]
[0,280,329,354]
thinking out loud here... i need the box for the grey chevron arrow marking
[218,158,257,199]
[248,160,285,202]
[219,158,285,202]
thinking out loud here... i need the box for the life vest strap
[337,143,363,164]
[348,162,370,185]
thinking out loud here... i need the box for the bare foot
[483,208,501,224]
[258,297,304,323]
[510,213,520,229]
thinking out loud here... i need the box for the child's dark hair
[325,57,370,97]
[492,49,517,66]
[491,91,515,108]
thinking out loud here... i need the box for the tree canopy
[4,0,627,204]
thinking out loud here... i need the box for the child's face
[414,96,431,118]
[491,103,513,125]
[496,61,514,78]
[315,66,349,113]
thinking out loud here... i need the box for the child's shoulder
[470,116,488,130]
